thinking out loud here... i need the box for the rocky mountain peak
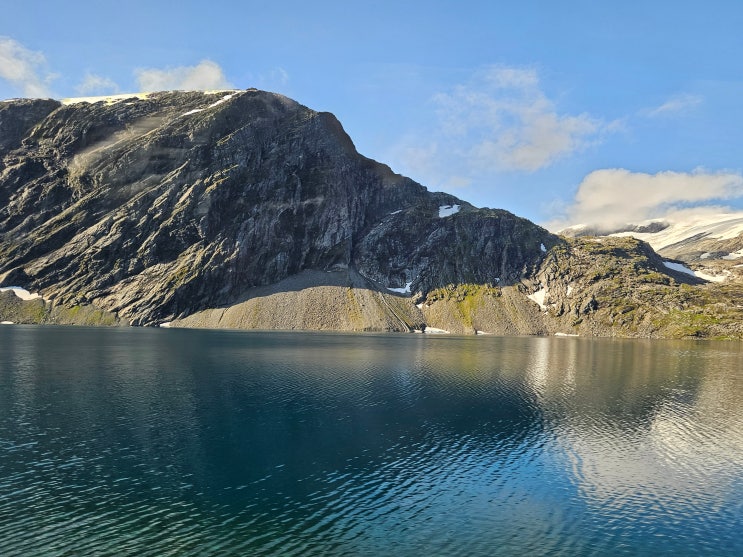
[1,89,556,326]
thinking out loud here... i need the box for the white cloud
[0,36,55,97]
[552,168,743,229]
[75,72,121,96]
[134,60,233,92]
[647,93,703,117]
[391,66,613,191]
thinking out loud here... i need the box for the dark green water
[1,326,742,556]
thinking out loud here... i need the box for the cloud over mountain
[134,60,233,92]
[392,65,615,192]
[551,168,743,229]
[75,72,121,96]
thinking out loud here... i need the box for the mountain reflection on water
[1,326,741,556]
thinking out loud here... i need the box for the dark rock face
[0,90,557,325]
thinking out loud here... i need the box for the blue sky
[2,0,743,229]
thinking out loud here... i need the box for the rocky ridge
[561,213,743,283]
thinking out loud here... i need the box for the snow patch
[424,327,450,334]
[159,322,172,328]
[389,210,402,215]
[540,243,547,253]
[0,287,42,301]
[566,284,574,296]
[527,288,548,310]
[700,252,713,259]
[181,93,236,117]
[693,270,730,283]
[555,332,579,337]
[722,249,743,260]
[208,93,236,109]
[388,281,412,294]
[1,321,14,325]
[438,204,460,218]
[663,261,729,282]
[663,261,695,277]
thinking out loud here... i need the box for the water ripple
[1,329,742,555]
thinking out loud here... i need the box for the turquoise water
[1,326,742,556]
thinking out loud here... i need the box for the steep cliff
[0,90,555,328]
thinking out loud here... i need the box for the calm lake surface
[1,326,742,556]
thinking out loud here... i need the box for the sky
[2,0,743,230]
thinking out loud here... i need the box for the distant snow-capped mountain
[561,212,743,263]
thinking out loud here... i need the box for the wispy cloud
[134,60,233,92]
[0,36,56,97]
[75,72,121,96]
[646,93,703,117]
[550,168,743,230]
[260,67,289,89]
[391,65,615,192]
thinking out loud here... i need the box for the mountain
[0,90,554,329]
[561,212,743,262]
[1,90,741,338]
[561,212,743,285]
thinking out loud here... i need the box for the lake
[1,326,742,556]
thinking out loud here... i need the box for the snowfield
[527,288,548,310]
[611,212,743,251]
[662,261,729,283]
[387,282,413,294]
[0,287,42,301]
[438,205,461,218]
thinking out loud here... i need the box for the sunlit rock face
[0,90,555,326]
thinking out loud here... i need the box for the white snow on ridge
[61,90,238,106]
[439,204,460,218]
[61,93,151,105]
[208,93,236,109]
[181,93,237,117]
[611,212,743,251]
[0,287,42,301]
